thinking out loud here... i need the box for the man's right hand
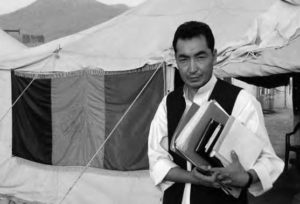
[164,166,220,189]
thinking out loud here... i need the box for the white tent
[215,0,300,79]
[0,0,276,72]
[0,29,26,57]
[0,0,278,204]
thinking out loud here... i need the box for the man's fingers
[199,165,211,171]
[210,167,224,173]
[212,182,221,188]
[216,172,232,186]
[217,174,224,180]
[211,167,229,176]
[221,178,232,185]
[193,168,216,182]
[231,151,239,162]
[192,168,225,189]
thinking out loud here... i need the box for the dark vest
[164,79,248,204]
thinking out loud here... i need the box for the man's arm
[165,166,221,188]
[217,90,284,195]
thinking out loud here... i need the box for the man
[148,21,284,204]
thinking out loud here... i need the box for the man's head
[173,21,217,90]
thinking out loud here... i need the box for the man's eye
[179,58,188,63]
[196,55,206,59]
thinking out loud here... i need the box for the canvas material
[11,67,163,170]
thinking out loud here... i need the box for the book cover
[174,100,229,168]
[170,103,200,153]
[210,116,264,170]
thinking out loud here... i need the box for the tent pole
[292,73,300,169]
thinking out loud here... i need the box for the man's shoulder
[166,86,184,100]
[219,80,257,104]
[215,78,242,91]
[238,89,257,101]
[166,86,186,114]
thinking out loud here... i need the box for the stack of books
[170,100,264,197]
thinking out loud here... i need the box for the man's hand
[191,166,221,188]
[211,151,250,187]
[164,165,222,189]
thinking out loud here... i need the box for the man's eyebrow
[194,51,208,56]
[177,51,208,58]
[177,54,189,58]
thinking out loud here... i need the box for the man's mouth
[188,76,201,81]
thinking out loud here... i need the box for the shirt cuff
[248,163,273,196]
[150,158,178,191]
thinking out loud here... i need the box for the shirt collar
[183,75,217,104]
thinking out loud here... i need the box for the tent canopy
[0,29,26,56]
[0,0,275,72]
[215,0,300,86]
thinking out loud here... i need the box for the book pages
[212,116,264,170]
[174,100,229,168]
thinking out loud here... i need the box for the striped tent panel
[11,65,164,170]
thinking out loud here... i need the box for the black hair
[172,21,215,53]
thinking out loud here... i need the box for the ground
[249,107,300,204]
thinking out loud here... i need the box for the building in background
[232,78,293,113]
[4,29,45,47]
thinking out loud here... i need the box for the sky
[0,0,147,15]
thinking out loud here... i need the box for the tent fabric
[104,67,164,170]
[215,1,300,79]
[12,72,53,165]
[237,74,291,88]
[215,33,300,78]
[0,158,161,204]
[0,64,164,203]
[0,31,25,162]
[51,70,105,167]
[12,70,106,167]
[0,29,26,57]
[11,65,163,170]
[284,0,300,5]
[0,0,275,71]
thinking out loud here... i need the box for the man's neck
[184,76,216,101]
[186,86,198,101]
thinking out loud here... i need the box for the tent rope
[0,54,54,124]
[58,62,163,204]
[0,75,36,123]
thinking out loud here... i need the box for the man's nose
[188,59,197,73]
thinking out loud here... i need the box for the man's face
[175,35,216,90]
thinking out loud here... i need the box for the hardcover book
[171,100,228,168]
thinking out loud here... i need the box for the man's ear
[213,49,217,63]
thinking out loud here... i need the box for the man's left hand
[211,151,249,187]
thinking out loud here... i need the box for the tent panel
[12,71,52,164]
[11,70,106,168]
[0,71,12,160]
[104,67,164,170]
[0,158,161,204]
[52,71,105,167]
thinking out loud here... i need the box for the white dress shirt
[148,75,284,204]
